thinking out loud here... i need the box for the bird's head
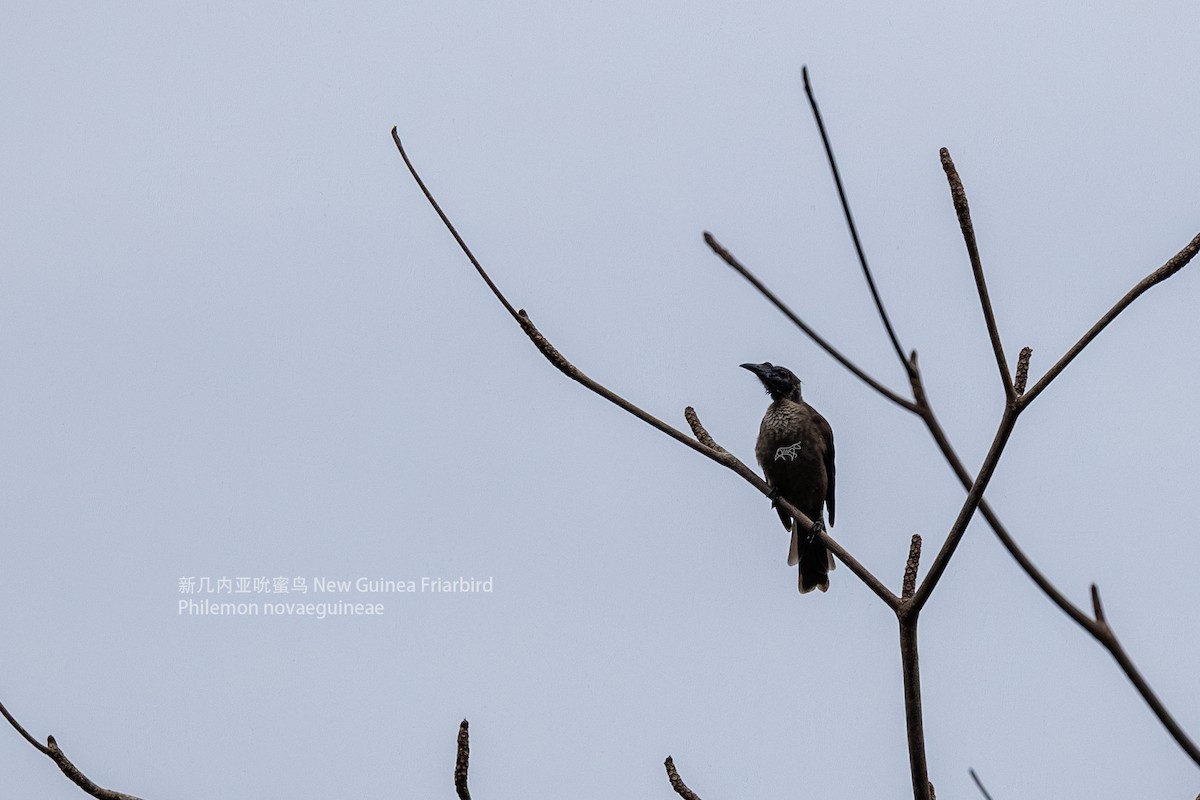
[740,362,802,402]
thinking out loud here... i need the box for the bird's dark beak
[740,362,768,378]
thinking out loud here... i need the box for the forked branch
[939,148,1014,400]
[391,127,898,610]
[709,68,1200,767]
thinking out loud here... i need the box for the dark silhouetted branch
[664,756,703,800]
[392,128,898,611]
[969,767,996,800]
[899,619,928,800]
[456,719,471,800]
[1019,232,1200,406]
[940,148,1014,400]
[802,66,909,371]
[909,408,1018,614]
[1091,584,1107,625]
[704,232,918,412]
[0,699,146,800]
[709,72,1200,770]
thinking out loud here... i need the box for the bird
[741,362,836,593]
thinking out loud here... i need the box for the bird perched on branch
[741,362,836,593]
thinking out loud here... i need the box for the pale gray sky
[3,2,1199,797]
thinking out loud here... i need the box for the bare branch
[0,699,146,800]
[392,130,898,610]
[940,148,1014,400]
[1104,630,1200,765]
[721,221,1200,766]
[455,719,471,800]
[719,88,1200,763]
[899,620,930,800]
[1013,347,1032,396]
[391,128,521,322]
[1020,231,1200,405]
[969,767,996,800]
[802,66,910,370]
[931,412,1200,763]
[684,406,728,455]
[0,696,50,755]
[1090,584,1107,626]
[704,233,918,412]
[902,534,922,599]
[910,408,1019,613]
[664,756,703,800]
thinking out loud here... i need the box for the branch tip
[805,69,909,366]
[455,719,471,800]
[683,406,727,455]
[969,767,996,800]
[1091,583,1106,624]
[1022,230,1200,404]
[902,534,923,599]
[940,146,1013,397]
[664,755,703,800]
[1014,347,1032,395]
[706,234,917,411]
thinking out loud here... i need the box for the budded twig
[456,719,472,800]
[0,699,147,800]
[664,756,704,800]
[707,68,1200,773]
[392,127,899,610]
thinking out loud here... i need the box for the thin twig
[927,406,1200,763]
[717,210,1200,765]
[803,66,910,371]
[969,767,996,800]
[704,232,918,412]
[1103,628,1200,764]
[455,719,471,800]
[393,129,899,611]
[0,697,50,755]
[0,699,146,800]
[664,756,703,800]
[724,78,1200,765]
[1091,584,1107,625]
[1020,232,1200,406]
[940,148,1014,400]
[910,408,1018,614]
[391,128,520,321]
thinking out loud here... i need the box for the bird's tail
[789,520,833,594]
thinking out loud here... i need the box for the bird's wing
[816,412,836,527]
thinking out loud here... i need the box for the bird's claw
[768,487,781,509]
[805,520,826,546]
